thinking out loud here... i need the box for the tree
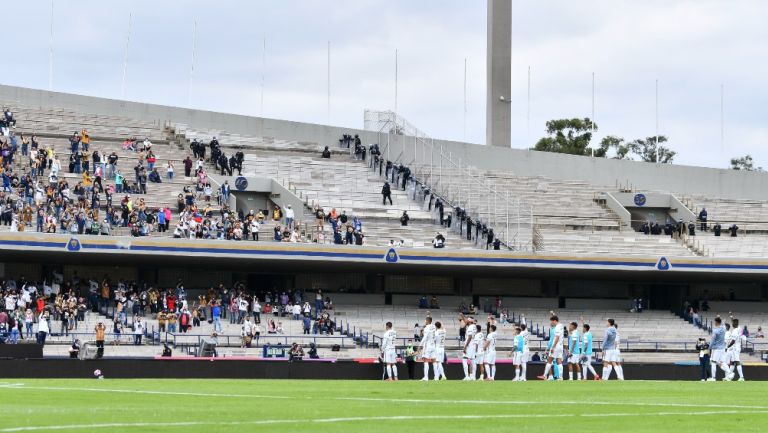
[532,118,597,156]
[596,135,632,159]
[627,136,675,163]
[730,155,763,171]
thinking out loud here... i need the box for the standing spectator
[321,146,331,158]
[698,207,708,232]
[400,211,409,226]
[382,181,392,205]
[95,321,106,358]
[211,301,222,333]
[37,312,50,346]
[183,156,193,178]
[696,337,710,381]
[285,205,294,229]
[166,161,174,180]
[133,316,144,345]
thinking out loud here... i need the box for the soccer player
[580,322,600,380]
[708,317,727,381]
[512,326,524,381]
[472,324,485,380]
[538,314,564,381]
[566,321,581,380]
[483,324,498,380]
[519,323,530,381]
[382,321,398,381]
[434,321,448,380]
[420,316,437,381]
[601,318,619,380]
[727,317,746,381]
[462,317,477,380]
[613,323,625,380]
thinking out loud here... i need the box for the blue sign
[634,193,647,206]
[235,176,248,191]
[385,248,399,263]
[66,238,81,252]
[656,256,671,271]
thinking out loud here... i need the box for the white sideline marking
[2,411,768,432]
[7,383,768,411]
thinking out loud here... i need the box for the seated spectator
[148,169,161,183]
[713,222,722,236]
[418,296,428,309]
[307,342,319,359]
[729,224,739,237]
[321,146,331,159]
[289,342,304,361]
[755,327,764,338]
[432,232,445,248]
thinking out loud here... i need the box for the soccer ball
[93,369,103,379]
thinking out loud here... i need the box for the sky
[3,0,768,169]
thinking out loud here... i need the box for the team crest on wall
[66,238,82,252]
[656,256,671,271]
[384,248,399,263]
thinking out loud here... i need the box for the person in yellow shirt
[81,129,90,151]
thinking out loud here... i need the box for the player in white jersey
[727,318,746,381]
[612,323,624,380]
[483,325,498,381]
[471,324,485,380]
[723,322,733,376]
[519,323,530,381]
[434,321,448,381]
[566,322,582,380]
[538,314,564,381]
[381,321,399,381]
[419,316,437,381]
[462,318,477,380]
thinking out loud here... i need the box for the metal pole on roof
[48,0,55,91]
[463,58,467,142]
[655,78,660,163]
[188,20,197,108]
[261,35,266,117]
[394,49,398,113]
[327,40,331,126]
[121,12,132,100]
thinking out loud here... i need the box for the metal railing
[363,110,535,252]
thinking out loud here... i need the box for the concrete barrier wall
[4,84,768,201]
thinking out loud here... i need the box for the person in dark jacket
[729,224,739,237]
[381,182,392,205]
[698,208,708,231]
[321,146,331,158]
[713,222,722,236]
[400,211,409,226]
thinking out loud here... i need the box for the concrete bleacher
[691,234,768,258]
[539,229,694,257]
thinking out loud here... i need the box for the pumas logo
[66,238,81,252]
[385,248,399,263]
[656,256,671,271]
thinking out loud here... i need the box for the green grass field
[2,379,767,432]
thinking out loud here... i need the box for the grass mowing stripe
[10,384,768,411]
[3,411,768,432]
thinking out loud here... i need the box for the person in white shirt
[471,324,485,380]
[37,313,50,346]
[285,205,295,229]
[434,321,447,380]
[382,322,399,381]
[462,317,477,380]
[133,317,145,345]
[727,318,746,381]
[483,324,498,381]
[538,314,564,381]
[419,316,437,381]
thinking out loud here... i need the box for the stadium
[1,1,768,432]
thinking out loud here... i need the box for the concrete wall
[4,84,768,201]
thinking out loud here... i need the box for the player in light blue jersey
[601,318,619,380]
[708,317,727,381]
[566,322,581,380]
[512,326,525,381]
[580,321,600,380]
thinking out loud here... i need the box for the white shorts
[422,345,436,360]
[513,352,525,366]
[568,354,581,364]
[484,351,497,365]
[435,348,445,363]
[711,349,726,364]
[475,351,485,364]
[603,349,620,363]
[581,354,593,365]
[550,346,563,360]
[727,349,741,363]
[464,348,476,360]
[384,348,397,364]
